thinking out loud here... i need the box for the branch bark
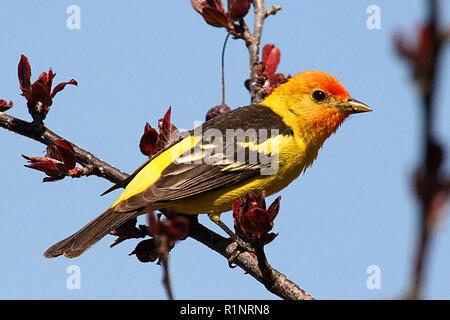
[0,110,314,300]
[189,219,314,300]
[236,0,281,103]
[0,112,128,184]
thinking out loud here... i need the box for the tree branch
[236,0,280,103]
[188,219,314,300]
[0,112,128,184]
[265,5,282,18]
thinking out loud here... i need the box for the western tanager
[44,70,371,258]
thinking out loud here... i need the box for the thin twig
[159,236,174,300]
[235,0,280,103]
[221,33,231,105]
[265,5,282,18]
[407,0,444,300]
[252,240,275,290]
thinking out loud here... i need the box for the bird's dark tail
[44,207,138,258]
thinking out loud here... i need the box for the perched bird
[44,70,371,258]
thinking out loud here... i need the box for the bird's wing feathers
[114,105,293,212]
[100,138,183,196]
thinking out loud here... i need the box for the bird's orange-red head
[282,71,351,101]
[263,70,371,144]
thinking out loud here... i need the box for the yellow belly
[153,136,307,216]
[113,133,311,218]
[158,172,298,215]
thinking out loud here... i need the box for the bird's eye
[312,90,327,103]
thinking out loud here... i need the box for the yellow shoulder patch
[112,135,201,207]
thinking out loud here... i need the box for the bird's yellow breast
[159,134,309,215]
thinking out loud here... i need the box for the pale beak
[338,98,372,114]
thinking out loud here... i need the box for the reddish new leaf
[139,123,159,157]
[241,208,273,238]
[47,69,55,90]
[22,155,66,176]
[233,192,280,240]
[190,0,205,13]
[18,55,31,90]
[36,69,55,91]
[51,79,78,98]
[16,55,78,119]
[0,100,13,112]
[157,107,172,146]
[262,44,281,77]
[267,196,281,220]
[191,0,225,13]
[245,192,266,211]
[255,191,267,209]
[139,107,184,157]
[229,0,252,21]
[191,0,230,28]
[23,139,76,180]
[36,72,49,87]
[202,6,229,28]
[53,139,76,169]
[30,81,53,106]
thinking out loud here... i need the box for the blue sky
[0,1,449,299]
